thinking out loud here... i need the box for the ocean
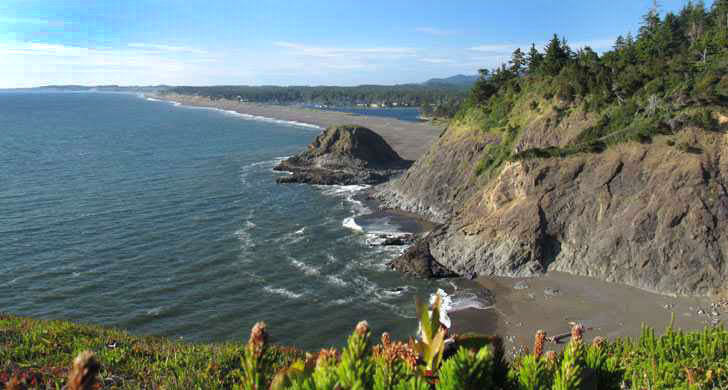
[0,92,462,349]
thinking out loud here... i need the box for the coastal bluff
[274,125,411,185]
[376,101,728,297]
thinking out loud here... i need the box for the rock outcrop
[376,103,728,297]
[275,125,411,185]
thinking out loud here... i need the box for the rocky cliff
[275,125,411,185]
[376,99,728,297]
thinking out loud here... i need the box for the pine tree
[542,34,570,76]
[614,35,626,50]
[510,48,527,75]
[526,43,543,74]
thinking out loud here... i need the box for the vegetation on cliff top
[456,0,727,176]
[166,84,467,115]
[2,306,727,389]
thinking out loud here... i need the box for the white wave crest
[220,109,322,129]
[316,184,370,196]
[342,217,363,232]
[332,297,355,305]
[263,285,303,299]
[141,95,321,129]
[326,274,349,287]
[427,288,492,330]
[290,257,320,276]
[146,306,166,316]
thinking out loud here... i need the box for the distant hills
[422,74,479,87]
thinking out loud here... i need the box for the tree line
[167,84,469,112]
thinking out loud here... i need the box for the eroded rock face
[388,238,457,278]
[275,125,411,185]
[380,124,728,297]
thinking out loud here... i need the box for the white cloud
[0,40,218,87]
[468,43,522,54]
[128,43,207,54]
[419,58,455,64]
[415,27,458,37]
[470,37,616,56]
[273,41,416,58]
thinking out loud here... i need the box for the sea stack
[274,124,412,185]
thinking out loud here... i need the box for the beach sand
[151,93,442,161]
[450,272,719,357]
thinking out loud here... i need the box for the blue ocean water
[0,92,443,349]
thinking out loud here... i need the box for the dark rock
[366,233,415,247]
[389,238,457,278]
[275,125,411,185]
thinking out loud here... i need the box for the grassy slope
[0,314,302,388]
[2,313,727,389]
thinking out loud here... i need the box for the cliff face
[377,102,728,297]
[275,125,411,185]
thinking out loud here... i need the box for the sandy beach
[451,271,720,357]
[150,93,442,161]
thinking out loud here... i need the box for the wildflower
[355,320,370,337]
[570,323,584,344]
[316,348,338,368]
[533,329,546,358]
[67,351,100,390]
[248,321,268,357]
[685,367,696,385]
[545,350,558,364]
[249,322,267,347]
[591,336,605,348]
[381,332,391,347]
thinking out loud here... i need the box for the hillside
[376,1,728,296]
[423,74,479,87]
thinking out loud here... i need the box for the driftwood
[546,323,594,344]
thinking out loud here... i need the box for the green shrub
[2,308,728,389]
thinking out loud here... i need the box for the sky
[0,0,714,88]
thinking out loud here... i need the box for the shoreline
[149,92,725,355]
[147,93,443,161]
[450,271,719,357]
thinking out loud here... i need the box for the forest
[462,0,727,160]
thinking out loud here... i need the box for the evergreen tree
[509,48,527,75]
[614,35,626,50]
[542,34,571,76]
[526,43,543,74]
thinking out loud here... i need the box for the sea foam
[141,94,321,129]
[263,285,304,299]
[342,217,364,232]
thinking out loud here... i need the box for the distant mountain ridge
[422,74,479,87]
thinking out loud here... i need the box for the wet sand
[149,93,442,161]
[450,272,719,357]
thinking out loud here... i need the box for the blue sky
[0,0,713,88]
